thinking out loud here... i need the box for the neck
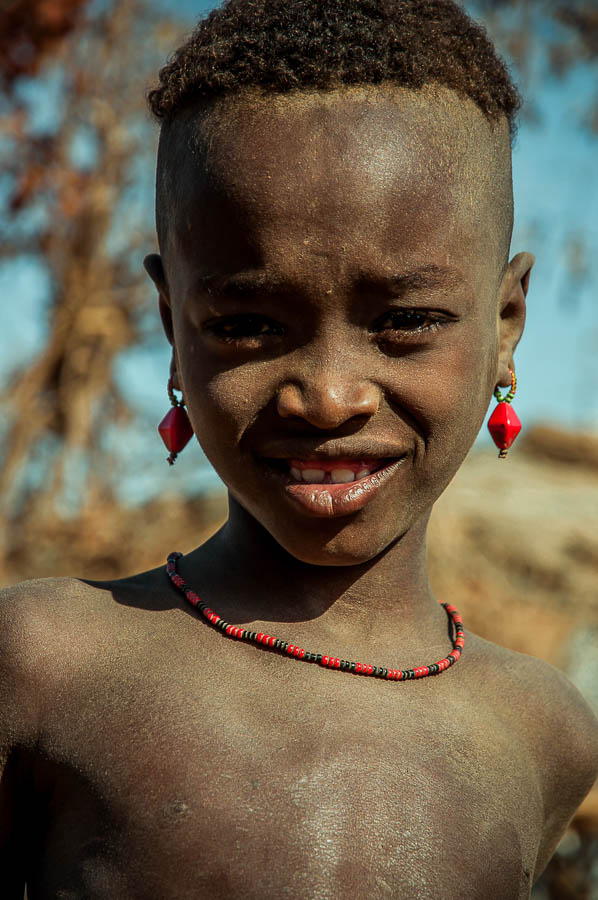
[183,498,447,656]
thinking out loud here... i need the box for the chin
[259,514,404,568]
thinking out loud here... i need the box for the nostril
[276,382,306,420]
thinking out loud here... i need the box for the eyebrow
[354,265,464,295]
[193,264,464,299]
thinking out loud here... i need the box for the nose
[276,364,380,429]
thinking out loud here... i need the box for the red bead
[322,655,329,666]
[158,406,194,454]
[487,402,522,451]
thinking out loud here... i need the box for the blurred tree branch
[0,0,86,86]
[0,0,185,551]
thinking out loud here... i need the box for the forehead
[163,84,511,289]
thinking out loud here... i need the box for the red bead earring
[487,369,522,459]
[158,375,194,465]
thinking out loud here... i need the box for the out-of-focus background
[0,0,597,895]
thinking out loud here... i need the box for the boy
[1,1,597,897]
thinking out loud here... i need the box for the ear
[144,253,174,346]
[496,251,534,387]
[144,253,183,391]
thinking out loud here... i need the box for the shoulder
[0,562,183,675]
[0,568,160,673]
[470,635,598,776]
[0,575,81,658]
[521,651,598,796]
[520,653,598,877]
[0,568,170,723]
[0,573,111,642]
[466,635,598,876]
[0,578,92,786]
[0,577,98,696]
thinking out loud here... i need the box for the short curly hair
[148,0,521,138]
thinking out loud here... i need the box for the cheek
[389,321,497,456]
[182,359,274,457]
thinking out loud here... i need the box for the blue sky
[1,1,597,504]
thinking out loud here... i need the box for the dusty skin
[2,86,598,898]
[1,558,598,899]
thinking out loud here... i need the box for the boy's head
[144,0,533,566]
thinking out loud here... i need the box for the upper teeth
[331,468,356,483]
[302,468,326,483]
[290,465,375,484]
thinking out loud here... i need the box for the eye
[371,309,446,336]
[204,314,284,344]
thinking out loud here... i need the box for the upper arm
[0,581,47,896]
[532,661,598,880]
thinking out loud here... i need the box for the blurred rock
[521,424,598,471]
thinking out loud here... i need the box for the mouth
[259,455,407,518]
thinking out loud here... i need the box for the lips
[259,454,407,517]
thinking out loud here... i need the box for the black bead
[350,662,356,672]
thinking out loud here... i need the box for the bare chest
[28,646,542,900]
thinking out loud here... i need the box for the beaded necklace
[166,551,465,681]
